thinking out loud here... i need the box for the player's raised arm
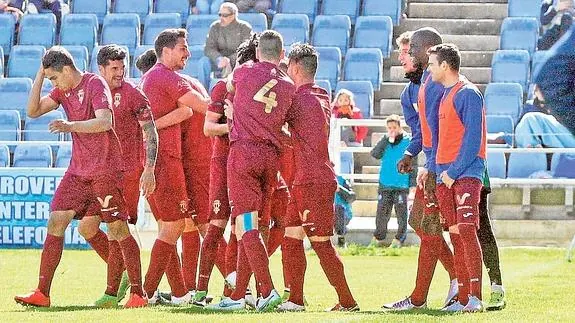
[28,62,59,118]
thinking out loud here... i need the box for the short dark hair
[135,48,157,74]
[97,44,127,67]
[412,27,443,48]
[288,43,318,77]
[236,33,258,65]
[155,28,187,58]
[428,43,461,71]
[257,30,283,60]
[42,46,75,72]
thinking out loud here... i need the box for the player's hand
[416,167,428,189]
[36,65,45,79]
[139,166,156,198]
[224,99,234,120]
[440,171,455,189]
[424,171,437,198]
[49,119,74,133]
[397,154,413,174]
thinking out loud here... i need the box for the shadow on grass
[11,305,113,312]
[166,306,462,316]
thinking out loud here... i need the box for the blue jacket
[371,133,417,190]
[401,82,422,156]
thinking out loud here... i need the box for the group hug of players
[13,25,506,313]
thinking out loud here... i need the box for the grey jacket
[204,19,253,69]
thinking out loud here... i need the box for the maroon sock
[267,226,284,256]
[181,230,200,291]
[214,236,228,278]
[165,247,188,297]
[119,235,143,296]
[311,240,355,308]
[105,240,124,296]
[450,232,470,305]
[86,230,109,263]
[197,225,225,291]
[230,241,252,301]
[437,234,456,280]
[143,239,174,297]
[226,233,238,276]
[410,230,440,305]
[241,230,274,298]
[282,237,306,306]
[458,224,483,300]
[37,234,64,296]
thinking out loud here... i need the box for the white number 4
[253,79,278,114]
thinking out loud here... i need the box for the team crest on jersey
[213,200,221,214]
[114,93,122,107]
[78,89,84,104]
[179,200,188,214]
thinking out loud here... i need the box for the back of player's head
[155,28,187,58]
[396,31,412,48]
[385,114,402,127]
[428,43,461,72]
[135,48,158,74]
[42,46,76,72]
[97,44,127,67]
[257,30,284,61]
[288,43,318,77]
[412,27,442,48]
[236,33,259,65]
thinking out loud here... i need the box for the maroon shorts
[184,163,210,225]
[284,183,337,237]
[148,155,188,222]
[208,156,231,221]
[122,167,143,220]
[269,186,289,229]
[436,177,483,228]
[227,141,278,219]
[279,145,295,187]
[51,172,128,223]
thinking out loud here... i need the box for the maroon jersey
[111,80,153,171]
[229,61,296,149]
[287,83,336,185]
[208,80,231,158]
[141,63,193,158]
[49,73,122,177]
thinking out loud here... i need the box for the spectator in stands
[370,114,416,248]
[24,0,66,31]
[538,0,574,50]
[332,89,368,146]
[232,0,271,13]
[515,84,575,148]
[204,2,252,78]
[334,174,355,248]
[0,0,24,23]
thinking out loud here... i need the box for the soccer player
[427,43,486,312]
[208,30,295,312]
[383,30,458,311]
[14,47,146,308]
[75,44,159,308]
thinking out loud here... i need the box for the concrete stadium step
[345,216,420,246]
[395,18,503,36]
[377,99,403,116]
[378,81,488,100]
[492,220,575,247]
[409,2,508,19]
[352,200,378,216]
[354,183,379,200]
[386,49,495,68]
[388,66,491,84]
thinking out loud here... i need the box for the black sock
[478,188,503,286]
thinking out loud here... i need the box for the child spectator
[332,89,368,146]
[370,115,417,248]
[334,174,355,248]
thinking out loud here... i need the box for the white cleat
[462,296,484,313]
[147,291,159,305]
[256,289,282,312]
[171,291,192,306]
[444,279,459,308]
[277,300,305,312]
[442,300,464,312]
[206,297,246,311]
[245,288,256,309]
[381,297,426,311]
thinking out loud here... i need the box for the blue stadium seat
[41,82,53,97]
[195,0,225,14]
[316,46,341,92]
[13,144,53,167]
[8,45,46,79]
[72,0,111,25]
[18,13,56,48]
[353,16,393,58]
[0,47,3,77]
[508,0,541,19]
[0,78,33,117]
[271,14,310,46]
[362,0,402,25]
[531,50,549,74]
[484,83,523,122]
[486,114,514,145]
[507,152,547,178]
[336,80,374,118]
[55,144,72,168]
[101,13,141,55]
[238,13,268,33]
[91,45,130,77]
[500,17,539,55]
[321,0,360,24]
[0,110,21,141]
[552,153,575,178]
[24,110,65,141]
[143,13,182,45]
[279,0,319,20]
[487,151,506,179]
[131,45,154,77]
[186,15,218,47]
[189,44,205,60]
[316,79,332,101]
[312,15,351,56]
[0,14,16,58]
[0,144,9,167]
[343,48,383,90]
[182,56,211,90]
[113,0,152,22]
[155,0,190,22]
[491,49,530,93]
[63,46,89,72]
[60,14,99,53]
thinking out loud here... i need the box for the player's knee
[107,221,130,240]
[47,211,74,236]
[284,226,305,240]
[308,235,331,242]
[184,218,198,231]
[210,219,227,229]
[78,218,100,239]
[235,211,259,238]
[198,223,208,236]
[448,225,459,234]
[159,219,185,243]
